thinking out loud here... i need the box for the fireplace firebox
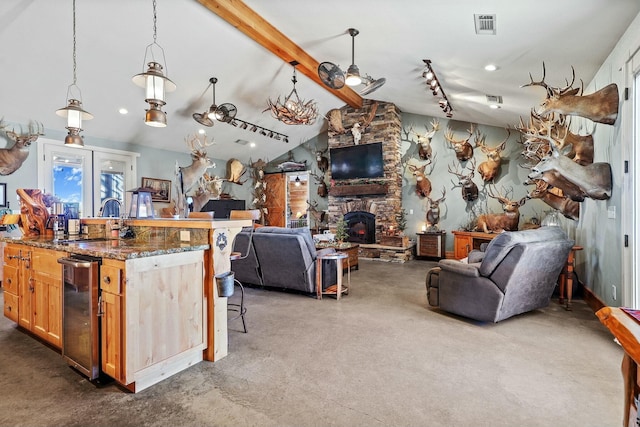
[344,211,376,244]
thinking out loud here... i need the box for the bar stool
[227,226,255,333]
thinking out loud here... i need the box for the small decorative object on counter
[127,187,155,219]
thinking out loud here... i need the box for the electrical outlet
[612,284,617,301]
[409,209,414,215]
[180,230,191,242]
[608,206,616,219]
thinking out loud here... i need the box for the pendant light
[132,0,176,127]
[56,0,93,148]
[345,28,362,86]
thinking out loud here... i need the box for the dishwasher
[58,255,102,380]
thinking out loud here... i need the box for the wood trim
[197,0,362,109]
[582,283,606,314]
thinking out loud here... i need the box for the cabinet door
[31,272,62,348]
[17,249,33,330]
[101,290,122,382]
[100,259,124,382]
[454,235,472,259]
[3,265,19,295]
[3,290,18,323]
[264,173,285,227]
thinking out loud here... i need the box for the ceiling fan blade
[318,61,345,89]
[192,112,214,127]
[359,77,386,96]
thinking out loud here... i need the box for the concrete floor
[0,259,624,427]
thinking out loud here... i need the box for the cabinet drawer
[101,264,122,294]
[31,249,66,279]
[3,291,18,323]
[3,265,18,294]
[4,245,21,268]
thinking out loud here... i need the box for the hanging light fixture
[265,61,318,125]
[132,0,176,128]
[422,59,453,118]
[193,77,238,126]
[56,0,93,148]
[345,28,362,86]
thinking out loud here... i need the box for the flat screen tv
[330,142,384,180]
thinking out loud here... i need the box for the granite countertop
[1,237,210,261]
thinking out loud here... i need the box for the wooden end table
[316,252,350,300]
[315,242,359,272]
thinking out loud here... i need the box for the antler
[429,187,446,204]
[487,184,513,204]
[521,62,552,97]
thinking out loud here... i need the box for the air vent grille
[486,95,503,104]
[475,14,496,35]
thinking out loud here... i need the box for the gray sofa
[426,226,574,322]
[231,226,338,295]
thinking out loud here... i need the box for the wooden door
[101,259,124,382]
[264,173,286,227]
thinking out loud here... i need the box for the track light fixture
[422,59,453,118]
[221,117,288,143]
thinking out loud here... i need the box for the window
[37,139,138,217]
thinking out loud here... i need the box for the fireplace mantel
[329,183,389,197]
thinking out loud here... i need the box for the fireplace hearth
[344,211,376,244]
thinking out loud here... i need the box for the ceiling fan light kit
[57,0,92,148]
[317,28,385,95]
[422,59,453,118]
[193,77,238,127]
[266,61,318,125]
[132,0,176,128]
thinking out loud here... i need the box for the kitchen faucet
[99,197,122,218]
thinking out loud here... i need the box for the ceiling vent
[474,14,496,35]
[234,139,249,145]
[486,94,503,104]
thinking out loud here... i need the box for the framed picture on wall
[141,177,171,203]
[0,183,6,207]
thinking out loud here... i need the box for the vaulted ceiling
[1,0,638,163]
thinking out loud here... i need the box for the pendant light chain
[72,0,77,86]
[152,0,158,44]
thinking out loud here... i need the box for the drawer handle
[103,276,111,285]
[6,278,11,285]
[7,306,11,312]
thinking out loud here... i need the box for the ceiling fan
[192,77,238,127]
[317,28,386,95]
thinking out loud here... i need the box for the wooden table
[316,252,350,300]
[416,231,446,259]
[316,242,359,271]
[558,245,583,310]
[596,307,640,426]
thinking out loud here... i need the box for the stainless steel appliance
[58,255,101,380]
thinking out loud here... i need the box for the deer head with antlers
[476,128,510,182]
[444,124,476,162]
[525,179,580,221]
[408,155,436,198]
[426,187,446,229]
[474,185,527,233]
[310,169,328,198]
[410,118,440,161]
[448,158,478,202]
[0,119,44,175]
[522,62,619,125]
[176,134,215,197]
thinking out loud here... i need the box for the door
[264,173,286,227]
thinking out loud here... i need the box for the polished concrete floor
[0,259,624,427]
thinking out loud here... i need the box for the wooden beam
[197,0,363,109]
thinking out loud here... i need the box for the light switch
[607,206,616,219]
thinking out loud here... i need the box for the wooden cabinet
[100,258,124,382]
[98,251,206,392]
[264,173,286,227]
[416,232,446,259]
[452,230,496,259]
[3,244,65,348]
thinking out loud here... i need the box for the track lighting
[422,59,453,118]
[223,117,288,142]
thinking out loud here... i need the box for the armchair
[426,226,574,323]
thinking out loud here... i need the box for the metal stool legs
[228,279,247,333]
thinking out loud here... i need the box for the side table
[316,252,350,300]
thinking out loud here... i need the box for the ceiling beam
[197,0,363,109]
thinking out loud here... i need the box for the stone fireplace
[344,211,376,244]
[328,100,402,244]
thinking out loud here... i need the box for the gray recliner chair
[426,226,574,323]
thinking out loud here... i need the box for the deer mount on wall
[174,134,215,216]
[473,185,527,233]
[0,119,44,175]
[325,101,378,145]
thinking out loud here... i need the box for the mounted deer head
[525,179,580,221]
[474,185,527,233]
[522,62,619,125]
[476,128,510,182]
[408,155,436,198]
[310,169,328,198]
[426,187,446,228]
[315,148,329,173]
[0,120,44,175]
[307,200,327,229]
[410,118,440,160]
[448,158,478,202]
[444,124,476,162]
[176,134,215,196]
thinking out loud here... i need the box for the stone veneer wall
[327,99,402,243]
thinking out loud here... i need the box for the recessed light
[249,142,256,148]
[489,104,501,109]
[484,64,497,72]
[118,108,128,115]
[198,129,206,135]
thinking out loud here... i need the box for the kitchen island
[1,217,251,392]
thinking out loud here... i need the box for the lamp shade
[56,99,93,129]
[132,62,176,101]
